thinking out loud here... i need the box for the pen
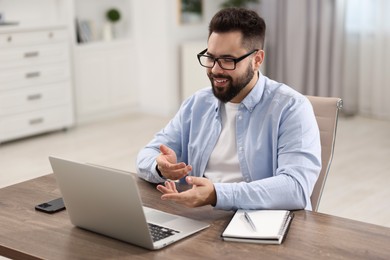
[244,211,257,232]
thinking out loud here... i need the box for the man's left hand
[156,176,216,208]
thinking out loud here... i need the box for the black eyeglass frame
[197,48,259,70]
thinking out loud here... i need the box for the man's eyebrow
[206,51,235,58]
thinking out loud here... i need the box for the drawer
[0,82,72,116]
[0,105,74,143]
[0,29,68,48]
[0,62,70,90]
[0,42,70,70]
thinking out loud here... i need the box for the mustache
[207,73,231,79]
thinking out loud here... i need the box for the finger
[185,176,206,186]
[156,161,185,179]
[156,153,186,171]
[164,165,190,175]
[159,162,187,171]
[165,172,188,181]
[159,144,173,155]
[172,181,178,192]
[165,181,175,192]
[156,184,174,194]
[159,165,192,180]
[157,180,178,192]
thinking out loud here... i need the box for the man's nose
[211,61,224,74]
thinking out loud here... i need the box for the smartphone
[35,197,66,214]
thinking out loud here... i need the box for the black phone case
[35,197,66,214]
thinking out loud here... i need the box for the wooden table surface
[0,174,389,259]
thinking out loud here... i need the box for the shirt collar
[214,72,266,114]
[240,72,265,112]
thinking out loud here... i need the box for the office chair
[306,95,343,212]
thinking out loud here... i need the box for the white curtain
[260,0,390,119]
[345,0,390,119]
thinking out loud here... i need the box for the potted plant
[106,8,121,24]
[181,0,203,24]
[221,0,260,8]
[103,8,121,41]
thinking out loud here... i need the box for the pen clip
[244,211,257,232]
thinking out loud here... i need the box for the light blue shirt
[137,73,321,211]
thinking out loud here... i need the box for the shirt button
[238,115,242,120]
[239,147,243,151]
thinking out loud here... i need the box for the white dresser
[0,26,74,143]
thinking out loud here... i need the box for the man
[137,8,321,211]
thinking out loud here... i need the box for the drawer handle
[27,93,42,101]
[29,118,44,125]
[25,72,41,78]
[7,36,12,42]
[24,51,39,58]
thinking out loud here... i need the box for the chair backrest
[306,95,342,212]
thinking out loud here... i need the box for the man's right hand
[156,144,192,180]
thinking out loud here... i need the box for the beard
[208,63,255,103]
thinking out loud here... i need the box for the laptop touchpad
[145,208,179,224]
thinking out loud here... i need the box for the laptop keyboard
[148,223,180,242]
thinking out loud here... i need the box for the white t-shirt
[204,102,243,183]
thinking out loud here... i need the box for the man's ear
[254,50,265,71]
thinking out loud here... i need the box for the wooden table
[0,174,389,259]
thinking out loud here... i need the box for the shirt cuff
[213,183,235,211]
[152,161,167,183]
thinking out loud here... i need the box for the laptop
[49,156,209,250]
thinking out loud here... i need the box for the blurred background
[0,0,389,227]
[1,0,389,119]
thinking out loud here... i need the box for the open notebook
[222,210,294,244]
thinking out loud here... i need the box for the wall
[132,0,224,116]
[0,0,224,117]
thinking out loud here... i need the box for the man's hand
[156,176,217,208]
[156,144,192,180]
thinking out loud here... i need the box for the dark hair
[208,7,266,50]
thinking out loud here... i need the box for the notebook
[49,156,210,250]
[222,209,293,244]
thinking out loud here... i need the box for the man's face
[206,31,261,103]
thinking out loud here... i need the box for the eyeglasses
[197,49,258,70]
